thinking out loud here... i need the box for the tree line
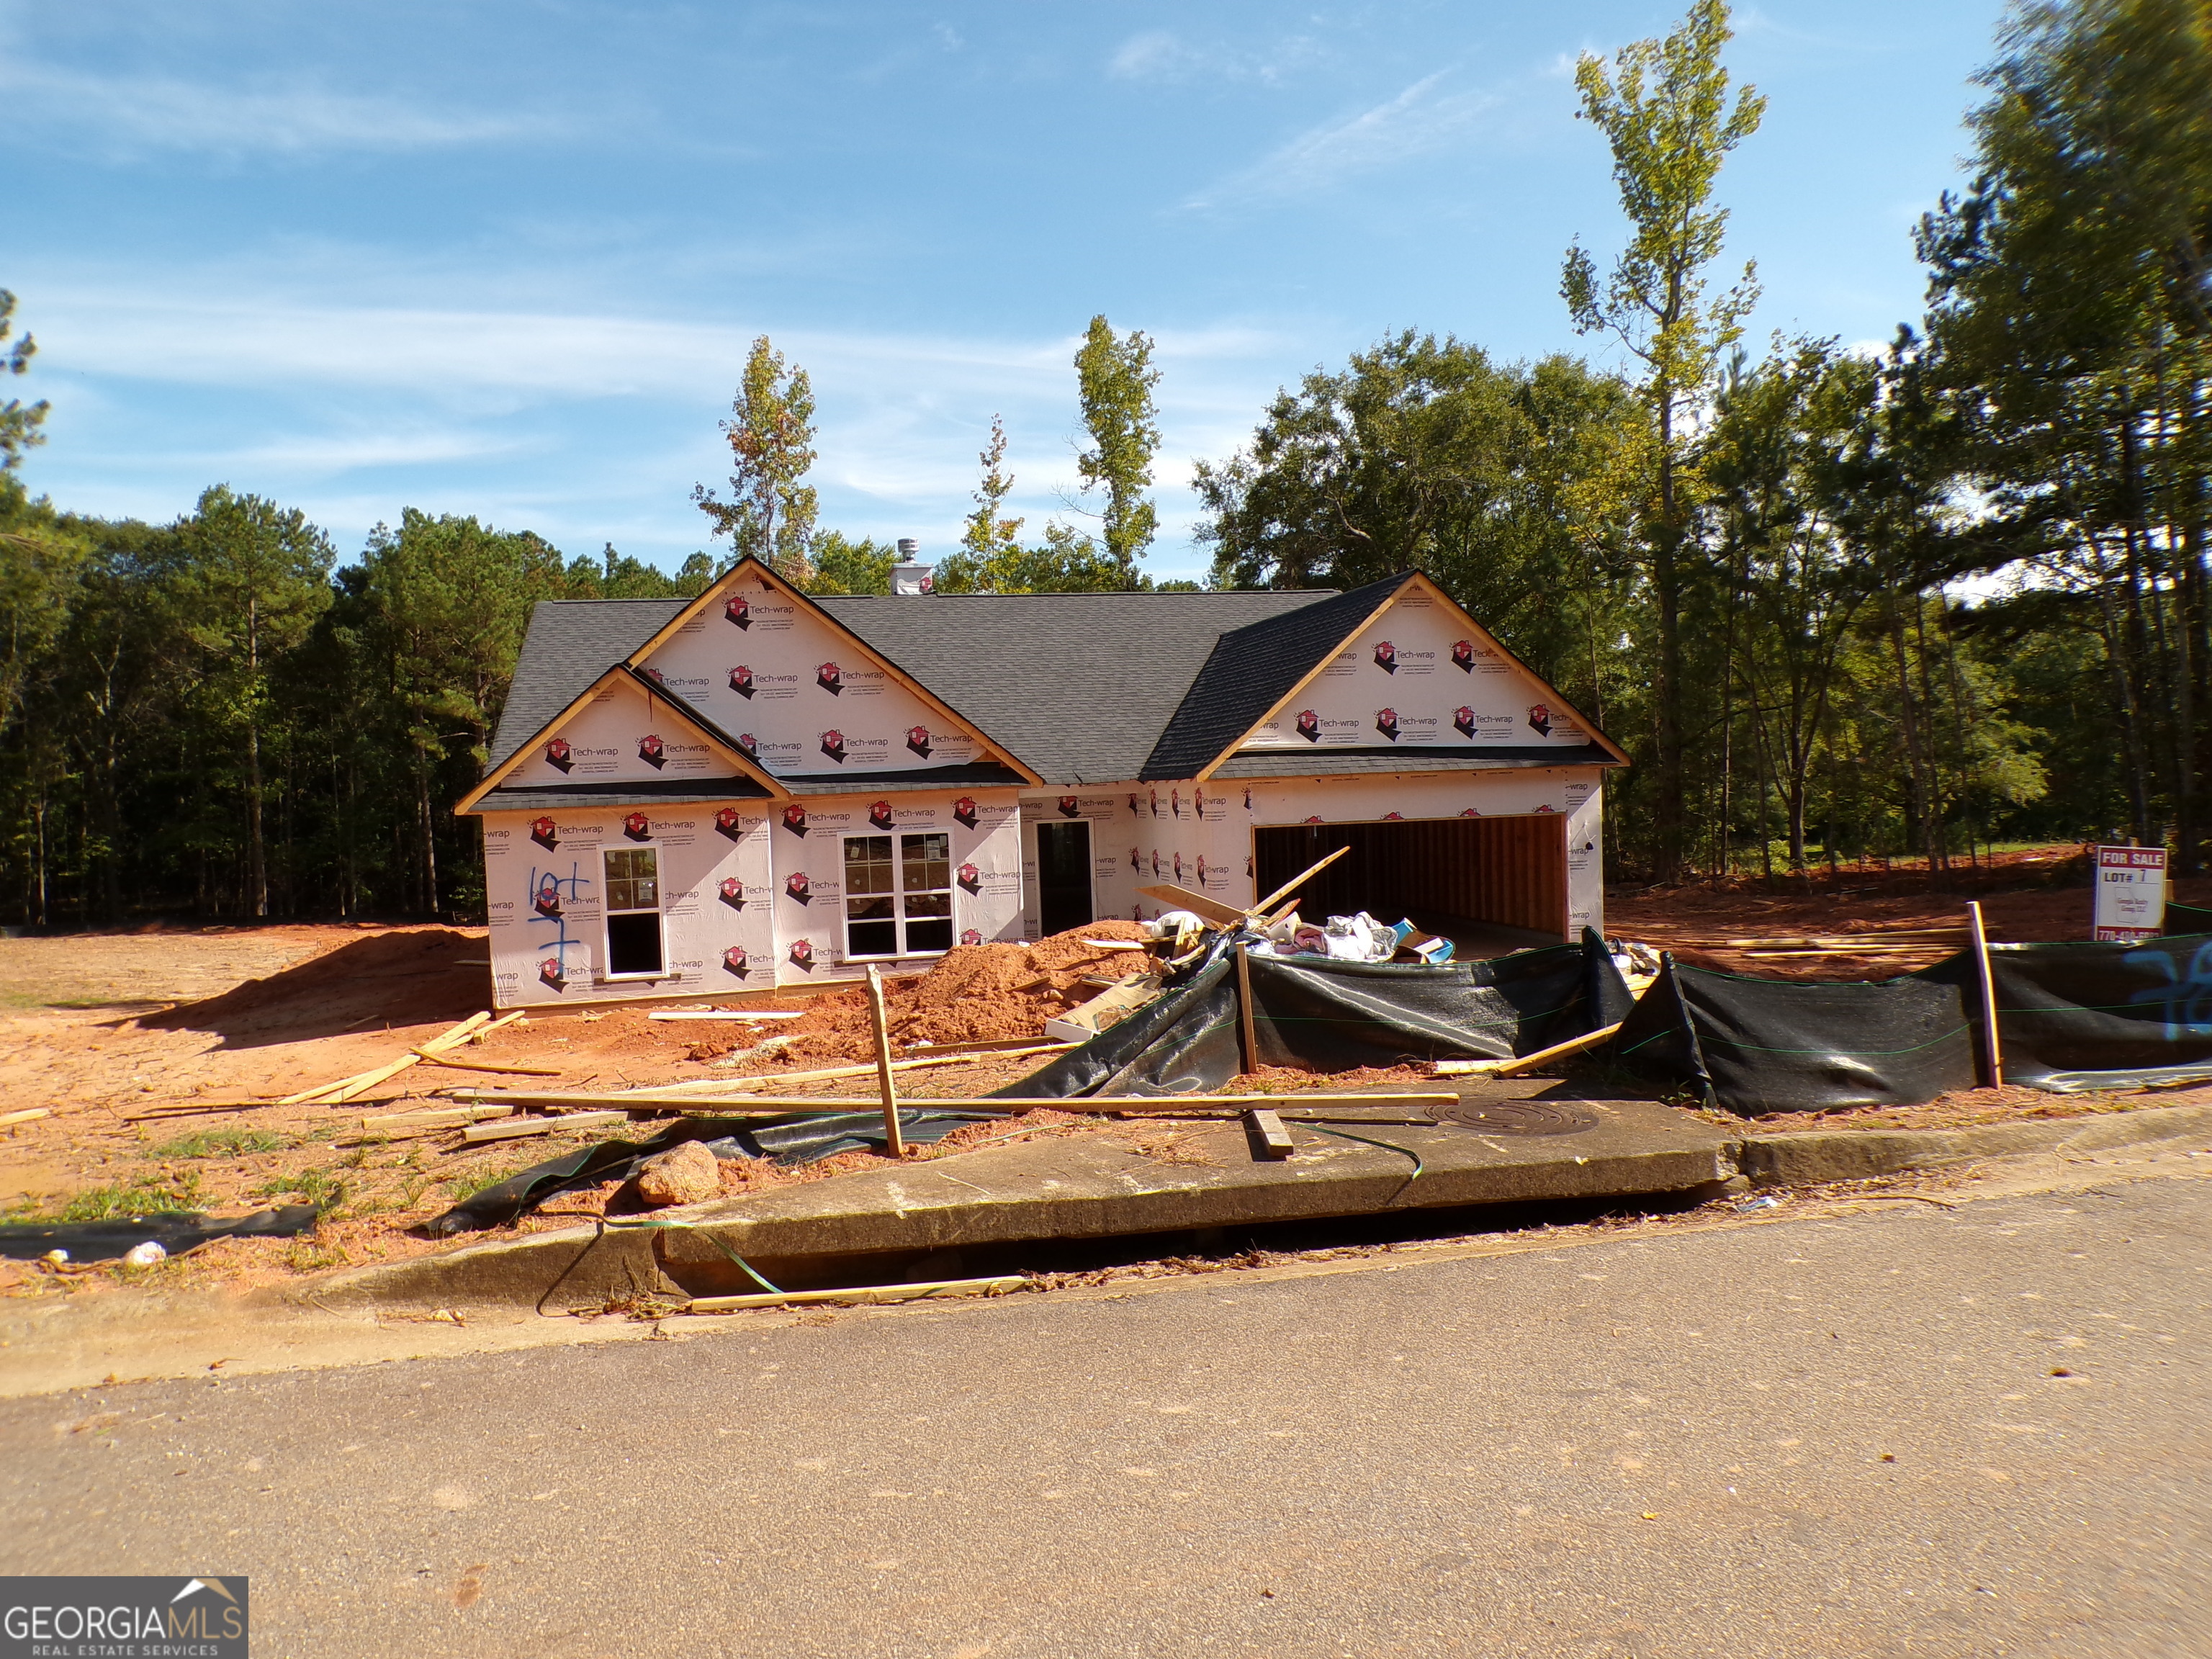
[0,0,2202,927]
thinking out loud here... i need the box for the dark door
[1035,819,1094,938]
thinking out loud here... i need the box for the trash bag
[994,956,1244,1100]
[0,1205,321,1263]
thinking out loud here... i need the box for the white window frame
[601,845,667,981]
[840,830,956,961]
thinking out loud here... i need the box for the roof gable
[1192,572,1627,777]
[628,557,1041,786]
[457,663,788,814]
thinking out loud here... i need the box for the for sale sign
[2093,845,2168,942]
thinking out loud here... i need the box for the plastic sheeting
[426,1109,995,1234]
[0,1204,321,1262]
[1611,932,2212,1115]
[997,927,1631,1101]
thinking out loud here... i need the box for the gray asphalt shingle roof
[484,572,1624,791]
[817,590,1332,783]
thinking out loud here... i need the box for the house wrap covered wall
[461,559,1626,1007]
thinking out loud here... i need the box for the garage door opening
[1252,815,1567,956]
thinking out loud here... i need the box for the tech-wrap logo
[725,593,752,628]
[953,796,979,830]
[782,804,809,837]
[788,938,815,971]
[714,806,746,841]
[1058,795,1080,819]
[534,873,563,918]
[819,729,847,763]
[722,945,750,978]
[1452,639,1477,672]
[531,816,559,850]
[907,725,933,759]
[540,956,568,991]
[869,800,896,830]
[1375,708,1401,742]
[1295,709,1321,742]
[737,732,759,759]
[958,862,981,894]
[1455,706,1478,738]
[817,661,844,695]
[719,877,745,910]
[1528,703,1552,737]
[638,733,666,768]
[1373,640,1398,673]
[961,927,982,946]
[1,1575,250,1655]
[544,736,574,773]
[729,665,755,698]
[624,812,652,841]
[785,872,812,904]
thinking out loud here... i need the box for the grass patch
[253,1167,349,1210]
[48,1169,209,1223]
[144,1128,293,1159]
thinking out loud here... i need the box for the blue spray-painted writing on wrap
[529,863,594,979]
[2123,940,2212,1038]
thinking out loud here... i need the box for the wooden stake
[866,963,905,1157]
[1966,901,2004,1088]
[1248,844,1350,919]
[409,1049,563,1076]
[1236,941,1259,1074]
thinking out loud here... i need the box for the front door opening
[1036,819,1094,937]
[602,846,665,977]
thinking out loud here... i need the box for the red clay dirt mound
[747,920,1152,1066]
[136,926,490,1048]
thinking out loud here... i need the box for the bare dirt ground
[0,843,2195,1299]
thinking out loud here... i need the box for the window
[602,847,664,978]
[843,831,954,960]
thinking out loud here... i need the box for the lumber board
[1244,1107,1295,1159]
[459,1110,629,1144]
[410,1049,564,1076]
[0,1107,52,1128]
[1248,844,1349,918]
[1136,883,1246,927]
[647,1009,806,1021]
[865,963,904,1158]
[1043,975,1160,1045]
[359,1104,516,1135]
[1439,1022,1623,1079]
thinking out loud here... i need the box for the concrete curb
[1730,1100,2212,1188]
[301,1099,2212,1314]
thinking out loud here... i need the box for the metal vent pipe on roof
[891,539,934,596]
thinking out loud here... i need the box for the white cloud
[1184,72,1499,209]
[1107,27,1322,87]
[0,59,549,157]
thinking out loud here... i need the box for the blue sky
[7,1,2009,583]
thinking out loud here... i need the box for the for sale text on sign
[2093,845,2167,942]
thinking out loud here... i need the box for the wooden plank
[865,964,905,1158]
[0,1107,51,1128]
[277,1010,495,1105]
[459,1110,629,1144]
[1136,883,1245,927]
[1967,901,2004,1087]
[685,1274,1025,1313]
[1450,1020,1624,1079]
[1249,844,1349,919]
[410,1050,564,1076]
[1080,939,1148,951]
[646,1009,806,1021]
[1043,976,1161,1044]
[1244,1107,1295,1160]
[359,1104,516,1135]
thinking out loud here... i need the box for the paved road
[3,1179,2206,1658]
